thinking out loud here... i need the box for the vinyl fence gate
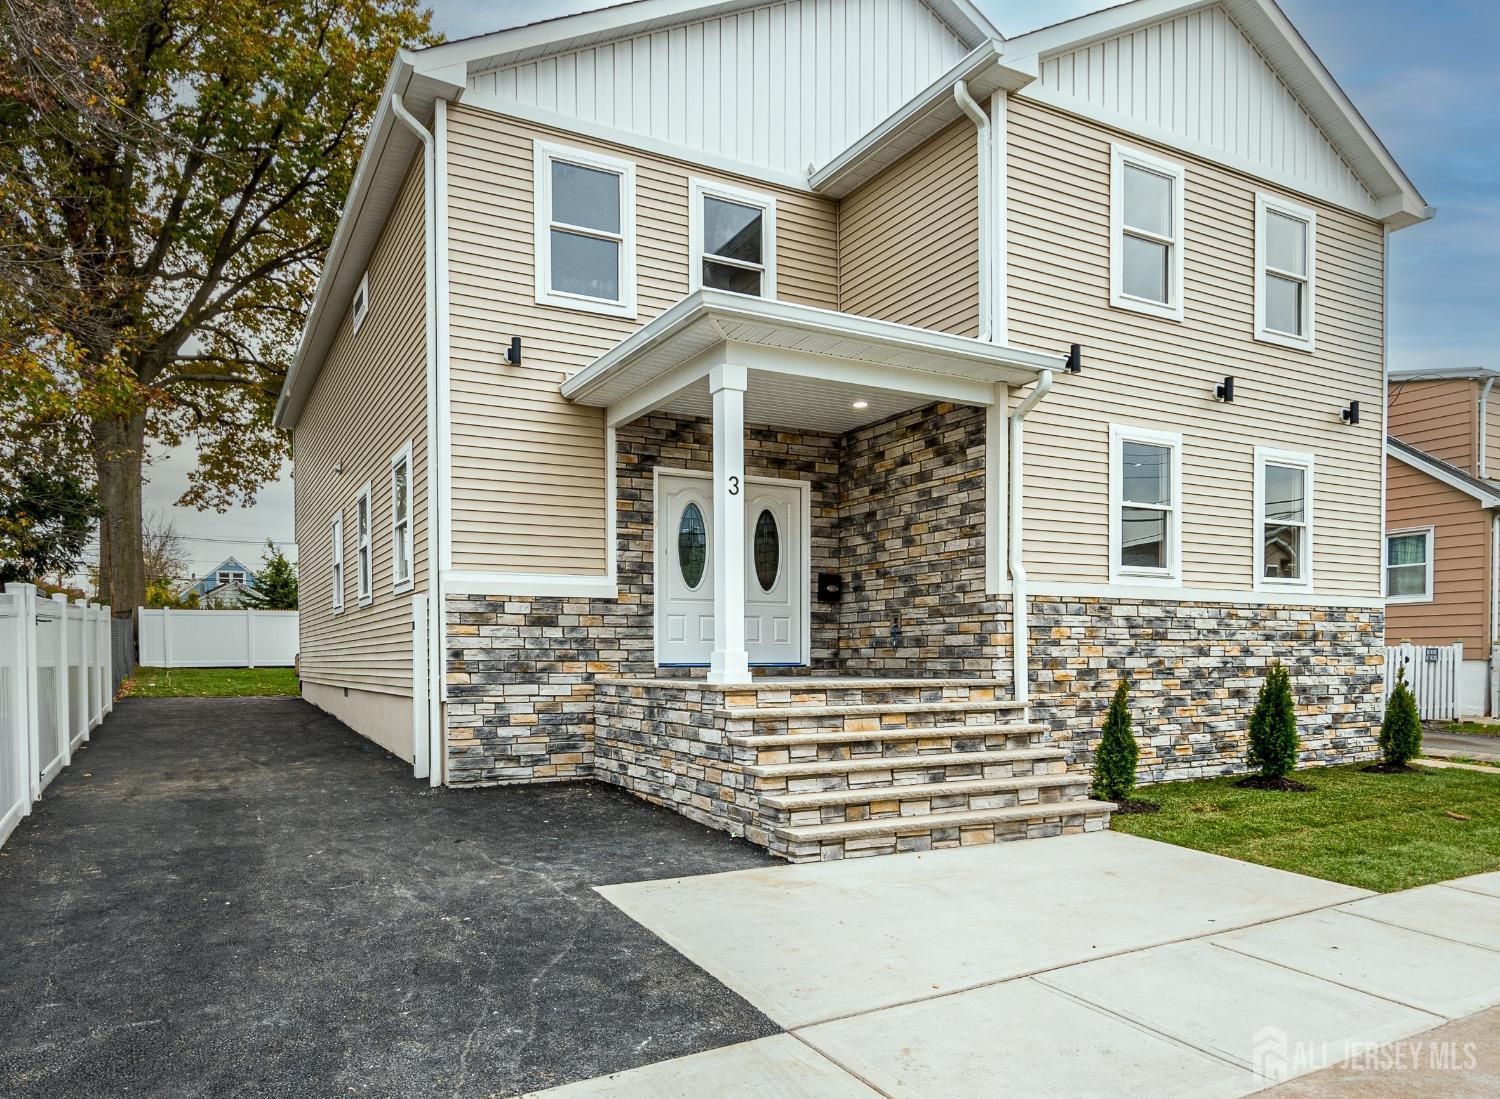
[0,584,113,849]
[1384,642,1462,722]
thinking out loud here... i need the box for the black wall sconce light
[1340,400,1360,425]
[1065,343,1083,374]
[1215,376,1235,403]
[505,336,522,366]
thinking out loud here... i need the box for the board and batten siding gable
[836,119,979,336]
[294,160,428,696]
[1007,99,1386,596]
[1385,456,1491,652]
[444,102,839,574]
[1388,378,1478,474]
[1026,3,1374,216]
[464,0,970,180]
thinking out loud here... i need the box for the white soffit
[1003,0,1430,226]
[456,0,987,179]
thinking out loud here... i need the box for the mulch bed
[1233,775,1316,792]
[1110,798,1161,815]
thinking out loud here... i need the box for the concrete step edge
[773,800,1119,843]
[744,747,1067,778]
[716,700,1026,720]
[728,722,1050,747]
[762,773,1089,810]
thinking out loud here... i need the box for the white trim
[1110,143,1186,322]
[355,483,374,606]
[533,138,637,318]
[606,425,618,586]
[1109,423,1183,585]
[389,440,415,594]
[1384,526,1434,605]
[985,383,1010,595]
[1254,192,1317,351]
[1035,581,1384,610]
[330,511,345,614]
[442,571,618,598]
[1253,446,1316,594]
[990,92,1009,345]
[651,466,813,671]
[688,177,777,300]
[432,94,451,765]
[351,271,370,334]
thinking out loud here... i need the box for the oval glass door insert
[753,508,780,591]
[678,503,707,589]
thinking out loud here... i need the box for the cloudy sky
[140,0,1497,586]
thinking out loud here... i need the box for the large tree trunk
[92,411,147,616]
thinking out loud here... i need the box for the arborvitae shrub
[1247,661,1299,779]
[1379,666,1423,768]
[1092,679,1139,802]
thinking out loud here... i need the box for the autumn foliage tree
[0,0,436,614]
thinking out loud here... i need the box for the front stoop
[593,677,1114,863]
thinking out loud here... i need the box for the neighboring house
[1386,367,1500,717]
[181,557,258,606]
[274,0,1430,861]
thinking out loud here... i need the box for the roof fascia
[1387,439,1500,508]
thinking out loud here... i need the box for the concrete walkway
[531,836,1500,1098]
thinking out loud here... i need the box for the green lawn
[1438,720,1500,737]
[1112,764,1500,892]
[124,666,301,698]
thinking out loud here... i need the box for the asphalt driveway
[0,697,777,1098]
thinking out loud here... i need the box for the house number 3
[727,475,740,495]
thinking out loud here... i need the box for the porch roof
[560,290,1066,432]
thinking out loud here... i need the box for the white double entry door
[655,470,809,668]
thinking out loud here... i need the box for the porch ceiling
[560,291,1067,432]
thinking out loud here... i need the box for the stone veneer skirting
[1030,597,1384,781]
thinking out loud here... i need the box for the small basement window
[1386,529,1433,603]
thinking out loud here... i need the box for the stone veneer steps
[718,679,1115,862]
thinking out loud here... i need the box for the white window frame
[1255,192,1317,351]
[355,483,373,607]
[1385,527,1434,604]
[1253,446,1316,593]
[351,271,369,334]
[533,139,636,318]
[688,177,777,300]
[389,440,414,594]
[330,511,345,614]
[1109,424,1183,585]
[1110,143,1186,322]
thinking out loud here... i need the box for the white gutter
[954,80,993,341]
[391,92,444,788]
[1480,378,1495,479]
[1009,369,1054,706]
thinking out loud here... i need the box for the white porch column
[708,362,750,684]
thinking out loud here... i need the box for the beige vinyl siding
[293,161,428,695]
[836,119,978,335]
[445,103,839,574]
[1385,456,1491,651]
[1388,378,1477,473]
[1007,99,1386,596]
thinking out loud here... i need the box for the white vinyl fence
[1384,642,1462,722]
[1,584,113,849]
[137,608,298,667]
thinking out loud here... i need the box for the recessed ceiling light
[851,399,869,410]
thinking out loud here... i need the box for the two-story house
[275,0,1430,862]
[1386,365,1500,717]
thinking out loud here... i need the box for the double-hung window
[1255,193,1316,349]
[1110,144,1186,321]
[330,512,345,614]
[690,178,776,298]
[355,484,373,606]
[1255,447,1314,590]
[389,441,414,593]
[1385,529,1433,603]
[1110,425,1182,583]
[351,272,369,334]
[534,140,636,317]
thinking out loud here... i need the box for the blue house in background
[181,557,258,605]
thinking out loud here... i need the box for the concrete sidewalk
[533,836,1500,1098]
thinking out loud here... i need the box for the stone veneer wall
[445,404,1010,785]
[1030,597,1384,781]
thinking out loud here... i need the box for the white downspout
[1010,370,1054,706]
[1480,378,1495,479]
[954,81,992,342]
[392,92,445,786]
[1491,513,1499,717]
